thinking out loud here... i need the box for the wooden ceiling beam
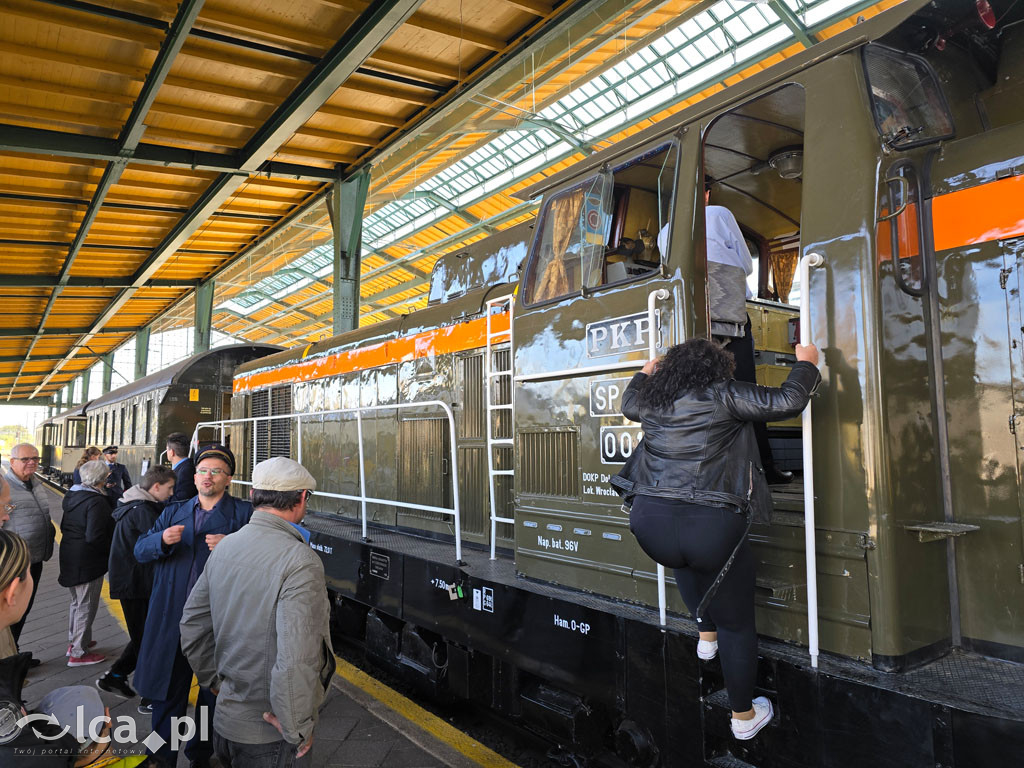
[179,40,309,78]
[368,49,460,81]
[0,41,150,80]
[502,0,553,14]
[339,79,435,106]
[196,8,336,52]
[149,102,263,130]
[161,75,279,104]
[293,127,378,147]
[1,1,164,47]
[274,146,361,164]
[318,104,406,128]
[0,74,137,106]
[315,1,506,51]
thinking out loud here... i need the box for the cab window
[523,143,675,305]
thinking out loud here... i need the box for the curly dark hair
[637,338,736,411]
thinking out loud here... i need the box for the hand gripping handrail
[799,252,823,669]
[648,287,671,627]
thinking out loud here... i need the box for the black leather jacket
[611,362,820,522]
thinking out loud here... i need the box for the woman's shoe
[697,639,719,660]
[731,696,773,740]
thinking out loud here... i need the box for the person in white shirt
[657,177,791,484]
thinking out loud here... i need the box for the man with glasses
[182,457,332,768]
[3,443,56,664]
[101,445,132,501]
[133,445,252,768]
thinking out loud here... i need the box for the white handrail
[799,252,823,669]
[191,399,464,564]
[647,288,671,628]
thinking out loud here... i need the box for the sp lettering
[585,311,662,358]
[589,377,631,417]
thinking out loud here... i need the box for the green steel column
[81,370,90,403]
[65,383,73,409]
[194,280,215,354]
[329,169,370,335]
[135,325,152,380]
[101,352,114,394]
[55,389,62,413]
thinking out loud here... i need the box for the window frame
[861,44,955,151]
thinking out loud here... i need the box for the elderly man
[133,445,251,768]
[3,442,55,663]
[181,457,332,768]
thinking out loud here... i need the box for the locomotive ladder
[485,293,515,560]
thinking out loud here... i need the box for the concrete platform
[13,483,493,768]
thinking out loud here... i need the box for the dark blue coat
[132,493,252,701]
[169,457,197,503]
[102,462,132,501]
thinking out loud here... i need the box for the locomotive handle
[799,251,822,669]
[877,175,910,222]
[648,286,671,628]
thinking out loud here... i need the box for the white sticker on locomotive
[585,311,661,358]
[600,425,644,464]
[589,377,631,417]
[536,534,580,553]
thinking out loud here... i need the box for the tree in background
[0,425,32,457]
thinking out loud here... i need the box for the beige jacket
[180,510,333,745]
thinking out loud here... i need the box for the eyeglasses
[12,457,40,464]
[196,468,226,476]
[2,503,14,514]
[305,489,315,499]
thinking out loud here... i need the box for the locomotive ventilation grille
[517,428,580,499]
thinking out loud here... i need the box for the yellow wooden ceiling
[0,0,903,402]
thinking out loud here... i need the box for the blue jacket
[170,457,197,503]
[132,493,252,701]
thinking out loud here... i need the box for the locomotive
[35,344,278,486]
[200,1,1023,765]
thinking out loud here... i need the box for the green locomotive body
[229,1,1024,764]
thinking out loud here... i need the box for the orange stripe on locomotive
[233,311,511,394]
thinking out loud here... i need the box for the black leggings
[629,495,757,712]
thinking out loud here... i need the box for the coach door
[512,137,687,604]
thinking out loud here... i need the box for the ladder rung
[489,438,513,445]
[489,403,513,410]
[492,516,515,524]
[490,469,514,476]
[487,370,511,377]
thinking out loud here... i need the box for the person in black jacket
[165,433,197,503]
[59,460,115,667]
[100,446,132,501]
[95,465,175,701]
[613,338,820,742]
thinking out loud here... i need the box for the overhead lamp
[768,147,803,180]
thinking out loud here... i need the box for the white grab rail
[647,288,671,628]
[799,252,823,669]
[191,399,464,564]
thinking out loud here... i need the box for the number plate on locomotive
[599,425,644,464]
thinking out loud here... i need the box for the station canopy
[0,0,901,403]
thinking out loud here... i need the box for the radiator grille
[398,416,449,521]
[517,428,580,499]
[270,386,292,458]
[460,354,484,439]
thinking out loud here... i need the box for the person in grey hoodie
[96,465,176,702]
[3,442,55,664]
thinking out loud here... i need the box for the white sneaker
[697,639,718,660]
[731,696,773,740]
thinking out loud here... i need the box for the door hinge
[1010,414,1017,434]
[1000,267,1013,290]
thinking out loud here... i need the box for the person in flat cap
[101,446,132,502]
[181,457,332,768]
[132,445,251,768]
